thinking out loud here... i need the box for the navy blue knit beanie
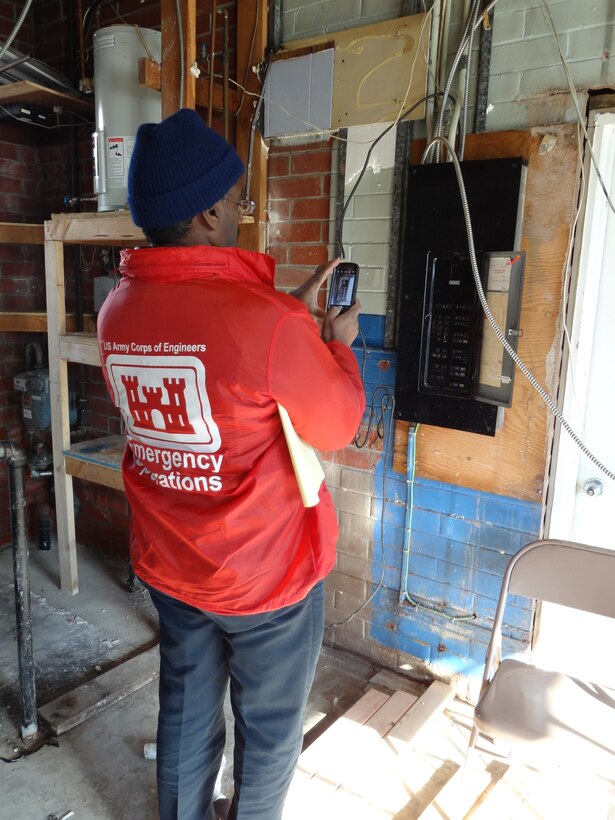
[127,108,245,229]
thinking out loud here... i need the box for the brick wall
[0,125,51,547]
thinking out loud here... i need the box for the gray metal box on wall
[264,49,334,138]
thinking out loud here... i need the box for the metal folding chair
[469,539,615,779]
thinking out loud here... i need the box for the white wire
[421,135,615,482]
[538,0,615,219]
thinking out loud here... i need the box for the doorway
[538,110,615,685]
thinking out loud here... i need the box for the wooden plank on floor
[295,687,390,778]
[388,680,456,756]
[38,646,159,736]
[369,668,427,697]
[284,688,391,818]
[418,762,493,820]
[467,764,530,820]
[286,690,419,819]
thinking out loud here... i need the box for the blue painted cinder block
[406,531,451,558]
[409,508,442,536]
[404,552,439,581]
[479,492,542,533]
[347,341,542,677]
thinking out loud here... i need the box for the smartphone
[327,262,359,313]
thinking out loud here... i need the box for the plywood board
[38,645,158,735]
[281,13,429,127]
[395,127,579,502]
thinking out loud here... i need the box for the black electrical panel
[419,252,485,399]
[395,157,526,436]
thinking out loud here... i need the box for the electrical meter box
[14,369,52,431]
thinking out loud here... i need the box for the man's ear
[199,203,220,231]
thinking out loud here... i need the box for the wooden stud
[236,0,268,253]
[160,0,196,116]
[44,240,79,595]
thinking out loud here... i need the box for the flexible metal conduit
[0,441,37,739]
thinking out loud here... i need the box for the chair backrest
[506,539,615,619]
[481,539,615,686]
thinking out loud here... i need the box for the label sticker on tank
[107,136,135,188]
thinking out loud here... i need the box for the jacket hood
[119,245,276,288]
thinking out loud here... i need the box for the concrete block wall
[487,0,615,130]
[281,0,411,42]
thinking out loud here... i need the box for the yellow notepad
[277,403,325,508]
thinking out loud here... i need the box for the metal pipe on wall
[207,0,218,127]
[0,441,37,739]
[219,9,229,139]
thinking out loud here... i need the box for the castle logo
[105,354,221,452]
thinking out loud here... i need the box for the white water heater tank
[93,25,161,212]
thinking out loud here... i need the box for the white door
[537,111,615,685]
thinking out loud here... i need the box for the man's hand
[321,301,361,347]
[289,257,341,323]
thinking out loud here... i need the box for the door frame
[544,108,615,544]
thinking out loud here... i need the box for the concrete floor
[2,542,614,819]
[0,541,378,820]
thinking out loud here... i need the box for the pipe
[0,441,37,739]
[207,0,217,127]
[219,9,229,139]
[0,0,34,61]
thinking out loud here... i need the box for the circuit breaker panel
[395,157,526,436]
[419,252,484,399]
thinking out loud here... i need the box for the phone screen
[328,263,359,310]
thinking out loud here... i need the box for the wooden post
[44,239,79,594]
[236,0,268,253]
[160,0,197,116]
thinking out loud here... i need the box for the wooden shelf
[64,435,125,492]
[0,80,94,115]
[45,210,145,246]
[0,222,44,244]
[59,333,101,366]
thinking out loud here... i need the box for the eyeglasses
[224,196,256,217]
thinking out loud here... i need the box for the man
[97,108,365,820]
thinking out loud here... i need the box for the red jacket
[97,245,365,614]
